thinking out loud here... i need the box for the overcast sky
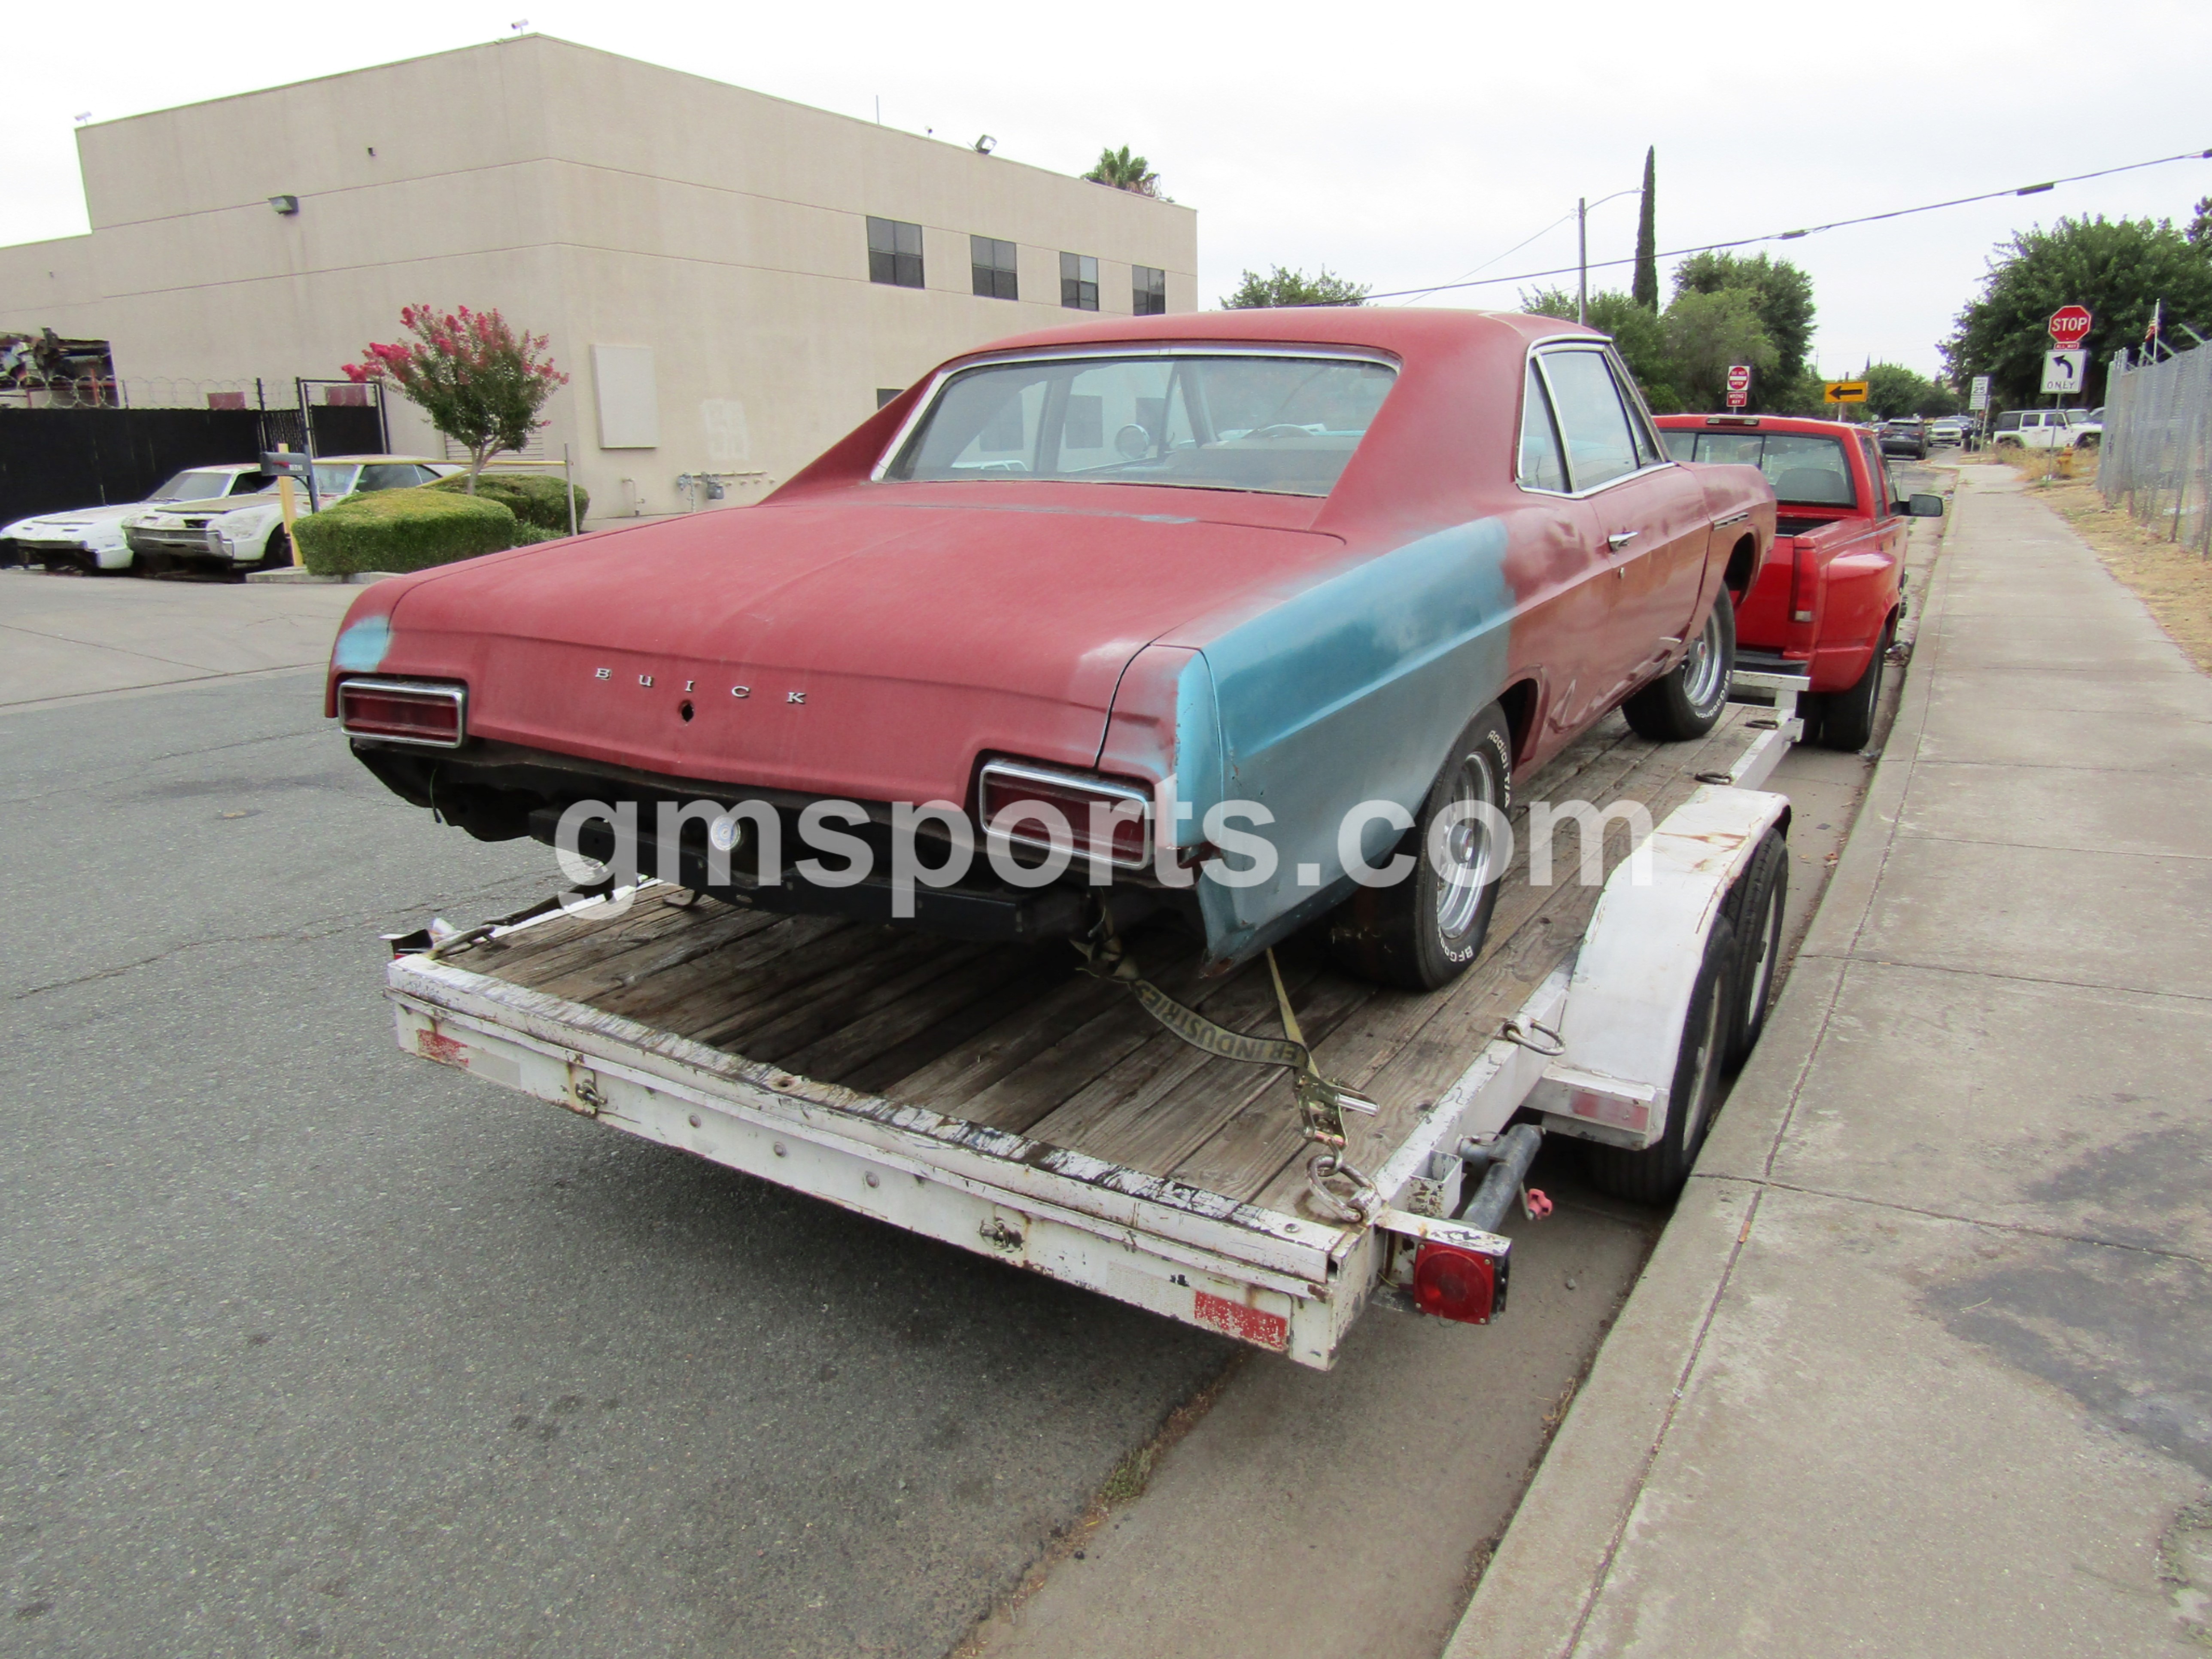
[6,0,2207,380]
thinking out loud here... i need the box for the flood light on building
[973,135,997,155]
[269,195,300,216]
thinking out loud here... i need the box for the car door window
[1539,349,1640,491]
[1516,362,1569,492]
[1610,357,1664,468]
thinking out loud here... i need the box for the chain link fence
[2097,343,2212,555]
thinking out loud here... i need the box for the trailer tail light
[978,760,1152,869]
[339,678,468,747]
[1412,1241,1507,1325]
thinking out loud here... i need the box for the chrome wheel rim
[1434,750,1500,939]
[1681,605,1728,711]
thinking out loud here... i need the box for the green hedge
[295,489,516,576]
[428,469,589,530]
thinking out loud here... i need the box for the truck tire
[1623,592,1734,742]
[1581,914,1736,1205]
[1329,705,1513,991]
[1814,621,1890,752]
[1718,829,1787,1071]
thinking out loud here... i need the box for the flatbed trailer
[383,700,1801,1370]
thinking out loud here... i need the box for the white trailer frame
[383,716,1800,1371]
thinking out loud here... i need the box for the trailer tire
[1623,591,1735,742]
[1329,705,1513,991]
[1719,828,1787,1071]
[1581,914,1736,1205]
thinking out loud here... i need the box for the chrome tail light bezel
[976,758,1153,871]
[338,677,469,749]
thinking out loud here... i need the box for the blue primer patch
[331,616,393,673]
[1192,517,1519,963]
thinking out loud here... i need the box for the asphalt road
[0,483,1933,1657]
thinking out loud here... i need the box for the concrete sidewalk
[1450,464,2212,1656]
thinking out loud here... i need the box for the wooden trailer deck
[421,705,1767,1217]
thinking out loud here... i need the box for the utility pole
[1577,198,1588,326]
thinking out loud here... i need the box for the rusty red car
[1657,413,1941,750]
[331,310,1773,988]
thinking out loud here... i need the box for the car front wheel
[1623,592,1735,742]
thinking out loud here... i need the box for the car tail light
[977,759,1152,869]
[339,678,467,747]
[1411,1241,1507,1325]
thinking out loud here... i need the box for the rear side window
[1517,363,1569,492]
[1539,349,1640,490]
[1995,412,2022,431]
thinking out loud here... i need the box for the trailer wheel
[1719,829,1788,1071]
[1623,592,1735,742]
[1329,705,1513,991]
[1581,914,1736,1205]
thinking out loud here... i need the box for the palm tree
[1085,146,1162,198]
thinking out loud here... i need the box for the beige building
[0,35,1197,517]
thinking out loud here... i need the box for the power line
[1358,145,2212,304]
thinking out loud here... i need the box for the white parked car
[1926,417,1967,447]
[3,463,276,572]
[122,456,456,572]
[1991,408,2102,451]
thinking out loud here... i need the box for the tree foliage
[1632,148,1659,313]
[1863,363,1960,420]
[1944,215,2212,408]
[1220,266,1369,308]
[1084,145,1163,198]
[1665,289,1778,412]
[345,305,566,492]
[1522,287,1678,411]
[1674,252,1816,390]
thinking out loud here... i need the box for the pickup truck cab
[1657,413,1940,749]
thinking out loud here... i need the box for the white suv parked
[1991,408,2102,451]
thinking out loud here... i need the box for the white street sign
[1969,374,1991,411]
[2041,351,2087,395]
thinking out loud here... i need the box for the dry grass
[1999,454,2212,673]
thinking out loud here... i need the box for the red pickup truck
[1656,414,1942,749]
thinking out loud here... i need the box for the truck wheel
[1814,622,1890,752]
[1623,592,1735,742]
[1329,705,1513,991]
[1581,914,1737,1205]
[1718,829,1787,1071]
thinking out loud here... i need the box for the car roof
[931,306,1602,367]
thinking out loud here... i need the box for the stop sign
[2048,305,2093,348]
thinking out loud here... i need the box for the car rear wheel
[1328,705,1513,991]
[1623,592,1735,742]
[1814,620,1890,752]
[1581,913,1737,1203]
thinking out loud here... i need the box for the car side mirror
[1904,493,1945,518]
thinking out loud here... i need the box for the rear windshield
[1661,430,1856,507]
[884,352,1398,497]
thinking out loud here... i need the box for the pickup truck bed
[388,704,1780,1367]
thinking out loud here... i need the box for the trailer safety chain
[1071,918,1379,1158]
[1304,1151,1384,1225]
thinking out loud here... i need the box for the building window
[970,236,1018,301]
[876,388,904,410]
[1060,252,1099,311]
[1133,265,1167,316]
[868,216,924,289]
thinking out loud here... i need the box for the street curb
[244,567,398,585]
[1439,478,1969,1659]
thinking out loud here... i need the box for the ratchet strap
[1073,920,1378,1150]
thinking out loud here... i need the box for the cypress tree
[1632,147,1659,313]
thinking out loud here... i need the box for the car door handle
[1606,531,1641,551]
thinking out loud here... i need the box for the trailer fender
[1531,785,1790,1149]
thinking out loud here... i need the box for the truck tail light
[1788,538,1820,627]
[1412,1241,1507,1325]
[339,678,467,747]
[977,760,1152,869]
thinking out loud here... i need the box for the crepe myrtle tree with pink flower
[344,305,567,494]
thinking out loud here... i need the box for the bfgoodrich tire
[1581,914,1737,1204]
[1329,705,1513,992]
[1623,592,1735,742]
